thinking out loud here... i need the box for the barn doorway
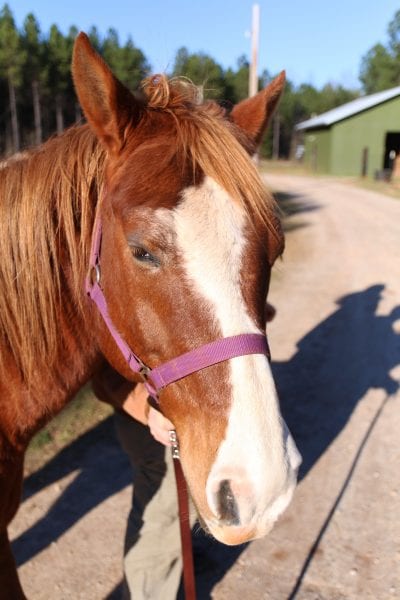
[383,131,400,170]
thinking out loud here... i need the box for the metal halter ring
[138,363,151,382]
[89,264,101,286]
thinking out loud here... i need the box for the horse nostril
[217,479,240,526]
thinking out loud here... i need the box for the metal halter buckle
[169,430,180,460]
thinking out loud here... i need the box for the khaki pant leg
[114,411,182,600]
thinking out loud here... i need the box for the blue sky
[6,1,400,89]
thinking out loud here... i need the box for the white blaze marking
[173,177,300,528]
[173,177,256,336]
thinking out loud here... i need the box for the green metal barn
[295,86,400,178]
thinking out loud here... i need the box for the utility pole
[249,4,260,97]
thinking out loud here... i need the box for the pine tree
[225,56,251,103]
[359,10,400,93]
[22,13,44,145]
[172,47,227,100]
[47,24,70,134]
[0,4,25,152]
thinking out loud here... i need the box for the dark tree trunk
[8,77,20,153]
[32,79,42,146]
[75,101,81,123]
[55,93,64,135]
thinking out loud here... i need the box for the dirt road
[10,175,400,599]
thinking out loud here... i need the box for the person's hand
[122,382,175,447]
[147,406,175,446]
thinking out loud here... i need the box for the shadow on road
[274,190,322,233]
[12,418,131,566]
[12,284,400,598]
[275,284,399,478]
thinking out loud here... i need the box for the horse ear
[72,32,141,155]
[231,71,285,149]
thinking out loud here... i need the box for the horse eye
[132,246,151,260]
[131,245,159,266]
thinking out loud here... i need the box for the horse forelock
[136,76,281,241]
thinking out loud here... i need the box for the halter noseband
[85,217,270,401]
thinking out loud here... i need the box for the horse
[0,32,301,598]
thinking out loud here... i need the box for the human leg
[114,411,182,600]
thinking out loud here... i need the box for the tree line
[360,9,400,94]
[1,4,398,158]
[0,5,150,155]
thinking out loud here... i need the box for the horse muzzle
[203,429,302,545]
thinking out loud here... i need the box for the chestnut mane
[0,75,279,386]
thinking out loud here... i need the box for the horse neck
[0,270,101,451]
[0,130,105,446]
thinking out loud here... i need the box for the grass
[343,176,400,200]
[26,385,113,474]
[259,159,310,176]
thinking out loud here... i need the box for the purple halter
[85,217,270,400]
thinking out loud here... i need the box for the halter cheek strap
[85,219,270,401]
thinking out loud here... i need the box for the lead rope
[169,431,197,600]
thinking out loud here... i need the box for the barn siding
[304,128,331,173]
[301,95,400,177]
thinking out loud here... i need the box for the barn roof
[295,85,400,131]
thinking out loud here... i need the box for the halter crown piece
[85,217,270,401]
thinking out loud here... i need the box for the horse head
[72,33,301,545]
